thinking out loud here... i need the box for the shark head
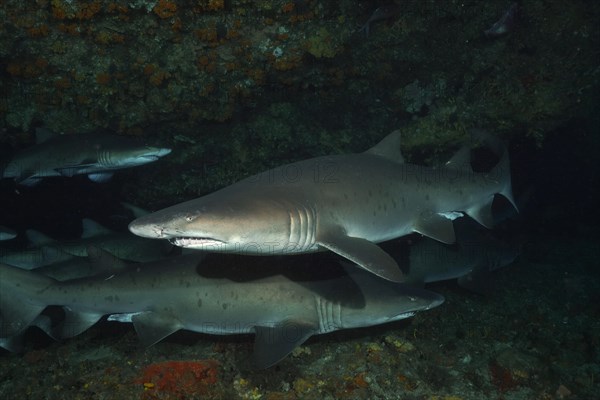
[338,271,445,330]
[99,145,171,169]
[128,190,298,254]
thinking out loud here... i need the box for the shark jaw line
[139,155,160,161]
[169,237,226,248]
[167,237,294,254]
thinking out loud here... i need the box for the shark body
[129,130,517,282]
[0,219,170,270]
[0,254,443,368]
[26,218,172,263]
[0,245,76,270]
[0,315,54,353]
[1,129,171,186]
[401,217,520,292]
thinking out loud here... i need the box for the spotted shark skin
[129,130,517,282]
[0,254,443,368]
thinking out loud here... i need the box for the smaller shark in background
[1,218,170,269]
[26,218,172,263]
[0,244,76,270]
[0,254,443,368]
[0,226,17,241]
[399,217,521,293]
[129,129,517,283]
[1,128,171,186]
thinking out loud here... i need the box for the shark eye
[185,215,195,222]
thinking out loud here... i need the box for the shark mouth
[169,237,226,249]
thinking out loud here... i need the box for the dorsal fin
[81,218,113,238]
[121,202,150,218]
[444,146,472,170]
[86,245,129,272]
[365,130,405,163]
[26,229,54,246]
[470,128,504,157]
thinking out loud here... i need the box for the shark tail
[489,142,518,213]
[0,335,24,353]
[0,263,55,337]
[467,130,518,228]
[0,263,104,341]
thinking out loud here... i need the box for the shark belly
[177,281,318,336]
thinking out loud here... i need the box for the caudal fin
[488,143,518,213]
[472,129,518,213]
[0,263,54,337]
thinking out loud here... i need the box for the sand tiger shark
[1,128,171,186]
[395,216,521,293]
[0,219,170,270]
[128,130,517,282]
[26,218,172,263]
[0,254,443,368]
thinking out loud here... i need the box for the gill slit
[98,149,112,167]
[287,203,317,252]
[315,296,342,333]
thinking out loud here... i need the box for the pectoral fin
[0,335,23,353]
[253,320,317,369]
[413,212,457,244]
[465,200,495,228]
[317,227,404,282]
[88,172,113,183]
[0,300,45,337]
[54,309,104,338]
[132,311,183,347]
[19,177,42,186]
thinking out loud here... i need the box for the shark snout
[426,293,445,309]
[157,148,172,157]
[128,220,167,238]
[136,148,171,163]
[147,148,172,158]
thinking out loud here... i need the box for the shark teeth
[170,237,225,249]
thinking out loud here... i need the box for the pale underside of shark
[0,254,443,368]
[129,130,517,282]
[1,128,171,186]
